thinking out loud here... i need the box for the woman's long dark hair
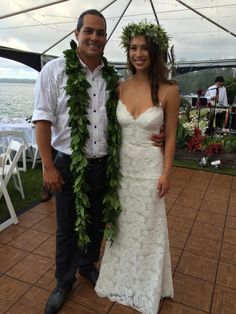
[127,39,175,106]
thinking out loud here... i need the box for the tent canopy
[0,0,235,74]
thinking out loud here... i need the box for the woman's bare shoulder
[168,83,179,94]
[159,82,180,109]
[162,82,179,96]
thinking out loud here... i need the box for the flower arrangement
[186,127,206,152]
[176,101,236,169]
[204,142,224,157]
[176,112,208,149]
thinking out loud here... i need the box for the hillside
[0,78,36,84]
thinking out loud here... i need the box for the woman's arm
[157,84,180,197]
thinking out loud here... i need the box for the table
[0,120,38,169]
[0,121,36,146]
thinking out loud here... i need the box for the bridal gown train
[95,100,173,314]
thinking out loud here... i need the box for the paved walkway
[0,167,236,313]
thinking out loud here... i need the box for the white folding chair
[0,140,25,199]
[31,143,39,169]
[0,176,18,231]
[0,130,33,172]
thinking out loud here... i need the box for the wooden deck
[0,166,236,313]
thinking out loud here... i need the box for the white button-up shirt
[32,56,109,157]
[205,84,228,107]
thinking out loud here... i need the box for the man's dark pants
[54,152,107,289]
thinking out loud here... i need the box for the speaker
[192,97,208,107]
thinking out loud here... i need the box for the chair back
[0,140,25,187]
[0,151,19,231]
[0,130,29,171]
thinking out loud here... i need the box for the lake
[0,83,35,120]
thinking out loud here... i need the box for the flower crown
[120,21,169,53]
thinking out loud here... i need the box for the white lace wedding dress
[95,100,173,314]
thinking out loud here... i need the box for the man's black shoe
[79,268,99,286]
[41,186,52,202]
[44,287,72,314]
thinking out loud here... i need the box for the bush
[223,136,236,153]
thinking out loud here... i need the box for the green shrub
[223,136,236,153]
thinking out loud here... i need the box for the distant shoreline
[0,78,36,84]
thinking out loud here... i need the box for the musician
[205,76,228,108]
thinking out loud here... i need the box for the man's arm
[35,120,64,192]
[151,125,165,148]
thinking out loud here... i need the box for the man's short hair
[215,76,224,83]
[77,9,106,31]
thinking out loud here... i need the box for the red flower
[204,143,224,157]
[187,128,205,152]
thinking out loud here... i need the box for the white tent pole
[0,0,69,20]
[176,0,236,38]
[100,0,118,12]
[149,0,160,25]
[149,0,172,64]
[107,0,133,43]
[42,0,118,54]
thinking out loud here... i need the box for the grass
[174,159,236,176]
[0,163,43,221]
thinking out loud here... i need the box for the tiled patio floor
[1,166,236,313]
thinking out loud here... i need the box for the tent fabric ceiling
[0,46,44,71]
[0,0,235,73]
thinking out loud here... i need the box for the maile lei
[63,40,122,250]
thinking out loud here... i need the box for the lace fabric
[95,100,173,314]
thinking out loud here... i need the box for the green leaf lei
[63,40,122,250]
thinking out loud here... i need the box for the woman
[95,21,180,314]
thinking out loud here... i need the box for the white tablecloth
[0,121,36,146]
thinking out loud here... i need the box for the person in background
[95,21,180,314]
[205,76,228,135]
[205,76,228,107]
[32,9,165,314]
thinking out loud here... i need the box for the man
[205,76,228,107]
[33,10,111,314]
[205,76,228,135]
[33,9,164,314]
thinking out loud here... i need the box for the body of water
[0,83,35,120]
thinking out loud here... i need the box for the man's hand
[43,165,64,193]
[151,125,165,148]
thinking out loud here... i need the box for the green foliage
[223,136,236,153]
[120,21,169,53]
[176,122,189,148]
[225,77,236,104]
[64,40,122,250]
[201,136,223,149]
[174,68,235,96]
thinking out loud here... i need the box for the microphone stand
[211,97,217,138]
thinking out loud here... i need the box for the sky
[0,0,236,79]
